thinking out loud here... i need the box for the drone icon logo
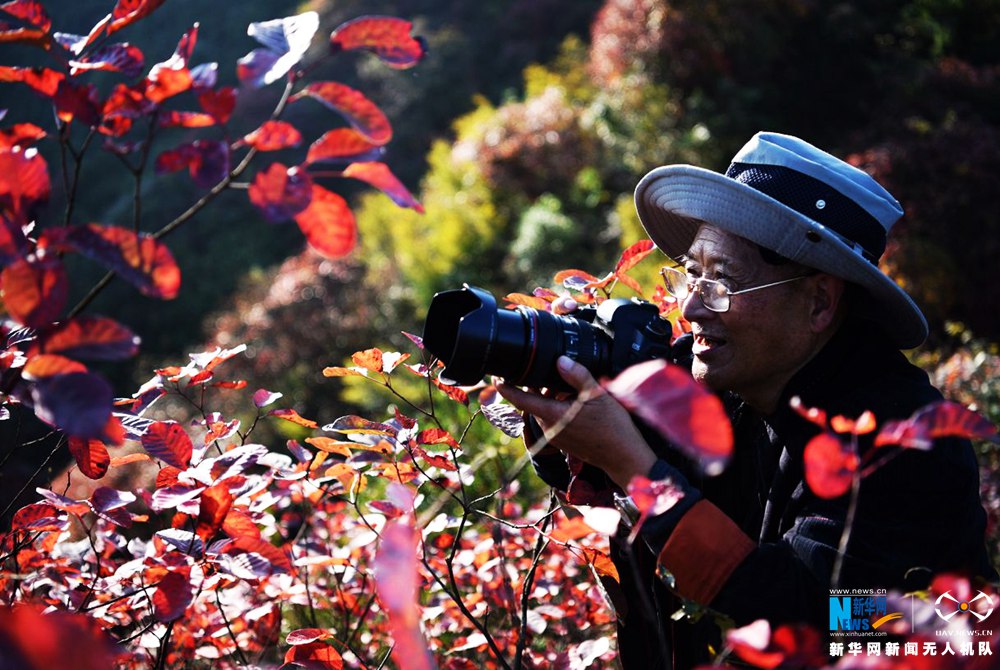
[935,590,995,623]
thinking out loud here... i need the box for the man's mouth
[692,332,726,354]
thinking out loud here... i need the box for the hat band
[725,162,887,264]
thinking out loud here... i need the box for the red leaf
[0,25,47,47]
[11,502,64,532]
[69,43,144,78]
[322,415,397,437]
[68,437,111,480]
[237,12,319,88]
[197,86,237,124]
[49,224,181,299]
[305,128,382,165]
[41,316,139,361]
[605,359,733,474]
[54,80,101,126]
[554,268,600,287]
[728,620,825,670]
[293,184,356,258]
[295,82,391,145]
[411,446,457,471]
[141,421,193,469]
[433,378,469,405]
[195,481,233,543]
[614,239,655,275]
[30,372,113,440]
[627,475,685,520]
[803,433,857,499]
[329,16,426,69]
[416,428,459,449]
[287,628,334,646]
[0,0,52,32]
[283,641,344,670]
[156,465,181,489]
[351,347,383,373]
[108,0,166,36]
[226,535,292,574]
[248,163,313,223]
[0,606,116,669]
[342,162,423,212]
[269,408,319,429]
[22,354,87,379]
[503,292,550,310]
[152,568,194,622]
[0,145,51,223]
[1,256,67,328]
[222,508,261,540]
[144,60,191,104]
[875,400,999,450]
[158,110,215,128]
[374,518,435,670]
[0,122,45,150]
[172,23,198,65]
[242,120,302,151]
[0,65,63,96]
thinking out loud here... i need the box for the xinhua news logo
[829,592,903,633]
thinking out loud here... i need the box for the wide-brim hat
[635,131,928,348]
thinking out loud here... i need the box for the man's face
[679,224,818,411]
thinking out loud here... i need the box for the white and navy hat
[635,131,928,348]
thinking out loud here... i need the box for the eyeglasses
[660,265,812,313]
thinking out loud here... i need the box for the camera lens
[423,285,611,389]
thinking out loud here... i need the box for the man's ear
[808,274,846,333]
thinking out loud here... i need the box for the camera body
[423,284,672,390]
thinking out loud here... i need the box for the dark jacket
[534,319,995,668]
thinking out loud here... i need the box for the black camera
[422,284,672,390]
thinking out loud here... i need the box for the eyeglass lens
[661,266,730,312]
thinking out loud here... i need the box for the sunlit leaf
[293,184,356,258]
[480,401,524,438]
[172,23,198,64]
[0,65,63,96]
[31,372,113,439]
[875,400,999,450]
[22,354,87,379]
[108,0,166,36]
[89,486,134,526]
[68,437,110,480]
[54,79,101,126]
[0,0,52,33]
[42,316,140,361]
[503,292,549,310]
[141,421,193,469]
[614,239,655,274]
[0,145,50,223]
[189,62,217,89]
[225,535,292,574]
[305,437,353,458]
[329,16,426,69]
[242,120,301,151]
[197,86,236,124]
[248,163,312,223]
[322,415,396,437]
[69,43,144,78]
[605,359,733,474]
[48,224,180,299]
[351,347,383,373]
[342,162,423,212]
[237,12,318,88]
[152,568,194,622]
[374,518,435,670]
[294,82,391,145]
[222,508,261,540]
[252,388,282,408]
[0,122,45,150]
[803,433,857,499]
[284,641,344,670]
[195,481,233,542]
[158,110,215,128]
[305,128,383,166]
[287,628,334,646]
[434,378,469,405]
[1,255,67,328]
[416,428,459,449]
[144,57,192,104]
[269,408,318,429]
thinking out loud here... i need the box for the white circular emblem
[815,199,827,209]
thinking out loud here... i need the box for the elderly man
[497,132,995,667]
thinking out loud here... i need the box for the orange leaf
[242,120,302,151]
[305,437,353,458]
[322,366,364,377]
[342,162,423,212]
[68,437,110,480]
[351,347,383,373]
[110,453,151,467]
[293,184,356,258]
[22,354,87,380]
[295,81,391,145]
[614,239,655,274]
[270,408,319,429]
[329,16,426,69]
[195,481,233,542]
[284,641,344,670]
[1,256,67,328]
[305,128,381,165]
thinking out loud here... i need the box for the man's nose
[680,286,712,321]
